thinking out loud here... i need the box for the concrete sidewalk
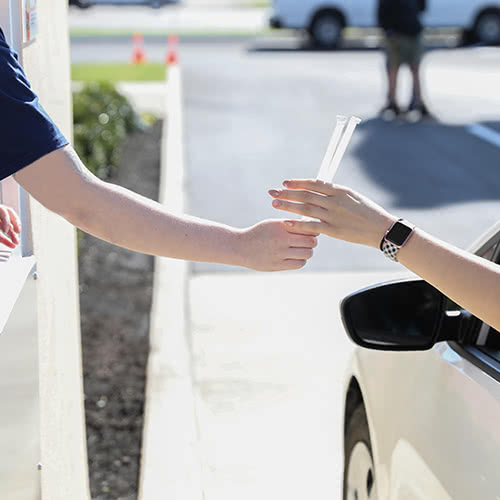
[190,270,407,499]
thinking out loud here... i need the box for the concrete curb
[138,66,203,500]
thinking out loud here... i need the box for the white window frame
[0,0,36,334]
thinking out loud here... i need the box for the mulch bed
[78,120,162,500]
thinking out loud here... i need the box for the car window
[475,235,500,363]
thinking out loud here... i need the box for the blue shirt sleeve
[0,28,69,182]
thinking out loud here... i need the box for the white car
[270,0,500,47]
[340,222,500,500]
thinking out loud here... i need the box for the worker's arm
[14,146,316,271]
[269,179,500,330]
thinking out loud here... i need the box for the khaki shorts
[385,34,423,69]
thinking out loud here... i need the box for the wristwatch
[380,219,415,262]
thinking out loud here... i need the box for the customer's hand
[269,179,397,249]
[239,219,317,271]
[0,204,21,249]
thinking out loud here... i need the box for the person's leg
[410,63,423,105]
[381,36,401,115]
[407,36,430,115]
[387,64,399,105]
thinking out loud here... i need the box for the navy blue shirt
[0,28,68,182]
[378,0,426,36]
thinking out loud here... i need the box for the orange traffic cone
[131,33,146,65]
[165,34,179,66]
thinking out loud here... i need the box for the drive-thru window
[1,2,88,499]
[0,2,41,497]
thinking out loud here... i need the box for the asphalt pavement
[178,39,500,272]
[71,39,500,272]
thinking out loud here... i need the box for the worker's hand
[0,204,21,249]
[239,219,317,271]
[269,179,397,249]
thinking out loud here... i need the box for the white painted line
[466,123,500,149]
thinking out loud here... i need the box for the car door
[422,0,478,27]
[356,227,500,500]
[348,0,377,27]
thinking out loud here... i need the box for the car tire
[343,404,377,500]
[473,11,500,45]
[309,11,343,49]
[459,28,475,47]
[73,0,91,8]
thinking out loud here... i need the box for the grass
[246,0,270,7]
[71,63,166,82]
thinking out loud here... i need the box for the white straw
[302,115,361,221]
[324,116,361,183]
[316,115,348,181]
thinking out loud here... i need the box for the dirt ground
[78,121,162,500]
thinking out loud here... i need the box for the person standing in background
[378,0,431,119]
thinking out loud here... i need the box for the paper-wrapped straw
[323,116,361,183]
[302,115,361,221]
[316,115,348,182]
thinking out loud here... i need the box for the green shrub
[73,81,140,179]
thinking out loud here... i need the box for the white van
[270,0,500,47]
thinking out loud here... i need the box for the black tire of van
[343,404,376,500]
[72,0,91,8]
[309,11,344,49]
[473,9,500,45]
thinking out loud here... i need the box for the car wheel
[309,11,343,49]
[473,11,500,45]
[74,0,91,8]
[343,405,377,500]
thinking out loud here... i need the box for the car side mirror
[341,279,474,351]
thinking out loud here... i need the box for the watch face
[386,221,413,246]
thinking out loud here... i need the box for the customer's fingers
[269,188,329,208]
[272,199,327,220]
[282,179,337,196]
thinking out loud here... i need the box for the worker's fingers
[287,232,318,248]
[284,220,328,235]
[286,247,314,260]
[8,226,19,245]
[7,207,21,234]
[0,206,10,234]
[280,259,307,271]
[0,233,16,249]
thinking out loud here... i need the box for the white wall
[20,0,90,498]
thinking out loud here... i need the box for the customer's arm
[269,179,500,330]
[14,146,316,271]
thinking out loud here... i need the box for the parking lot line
[466,123,500,149]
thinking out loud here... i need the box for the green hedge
[73,82,140,179]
